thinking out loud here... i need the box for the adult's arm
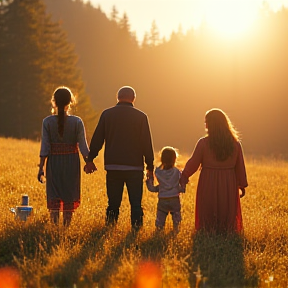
[87,112,105,162]
[178,170,186,193]
[37,156,47,183]
[180,138,204,185]
[39,119,50,157]
[141,115,154,172]
[38,119,49,182]
[76,117,89,161]
[145,178,159,192]
[235,141,248,188]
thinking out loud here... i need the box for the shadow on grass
[0,217,58,267]
[188,231,258,288]
[42,225,139,288]
[137,229,174,261]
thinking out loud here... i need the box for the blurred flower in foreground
[133,261,162,288]
[0,267,20,288]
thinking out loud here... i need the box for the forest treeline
[1,0,288,157]
[0,0,97,139]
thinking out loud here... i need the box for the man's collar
[116,102,134,107]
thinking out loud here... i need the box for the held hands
[145,170,154,187]
[180,183,186,193]
[179,174,188,193]
[146,170,154,180]
[84,161,97,174]
[179,175,189,187]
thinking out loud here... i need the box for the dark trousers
[106,170,144,229]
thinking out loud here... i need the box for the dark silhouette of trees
[1,0,288,157]
[0,0,95,139]
[110,5,119,23]
[149,20,160,47]
[0,0,49,138]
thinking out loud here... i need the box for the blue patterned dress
[40,115,89,211]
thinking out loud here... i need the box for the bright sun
[200,0,259,37]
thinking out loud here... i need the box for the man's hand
[84,162,97,174]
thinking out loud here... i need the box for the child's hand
[146,170,154,180]
[145,178,159,192]
[179,184,186,193]
[145,178,152,184]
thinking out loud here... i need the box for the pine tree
[42,19,97,138]
[0,1,11,117]
[118,12,138,46]
[0,0,96,139]
[110,5,119,23]
[149,20,160,46]
[141,32,150,49]
[0,0,46,137]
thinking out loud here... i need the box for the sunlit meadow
[0,137,287,288]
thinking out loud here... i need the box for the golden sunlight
[199,0,259,37]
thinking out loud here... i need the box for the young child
[146,146,185,232]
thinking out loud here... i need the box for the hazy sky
[87,0,288,41]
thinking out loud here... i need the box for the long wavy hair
[205,108,239,161]
[51,87,75,138]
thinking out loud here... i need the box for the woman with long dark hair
[180,108,248,233]
[38,87,89,226]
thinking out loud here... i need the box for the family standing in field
[38,86,248,234]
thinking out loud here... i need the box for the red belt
[50,143,78,155]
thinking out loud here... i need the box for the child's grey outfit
[146,167,185,230]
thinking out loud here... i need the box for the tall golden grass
[0,137,287,288]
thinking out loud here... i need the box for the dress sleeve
[39,119,50,157]
[181,138,204,180]
[235,141,248,188]
[77,117,89,157]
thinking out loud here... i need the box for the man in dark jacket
[85,86,154,230]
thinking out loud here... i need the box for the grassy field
[0,137,287,288]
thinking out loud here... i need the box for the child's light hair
[159,146,179,170]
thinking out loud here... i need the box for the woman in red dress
[180,108,248,233]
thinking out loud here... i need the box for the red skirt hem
[47,199,80,212]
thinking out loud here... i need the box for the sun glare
[200,0,259,38]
